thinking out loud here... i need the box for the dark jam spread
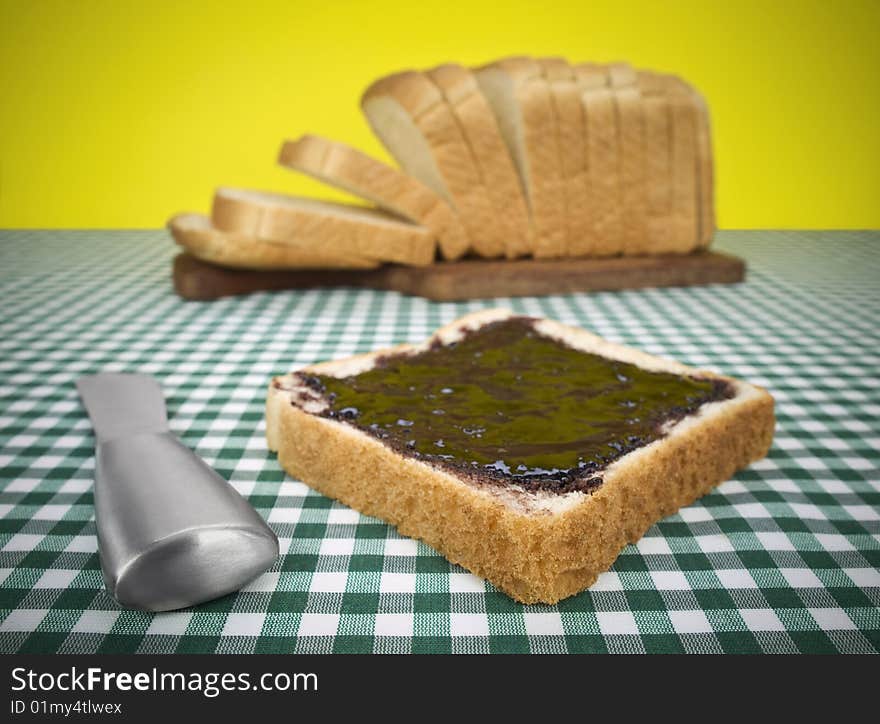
[301,317,734,494]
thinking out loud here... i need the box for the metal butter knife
[77,373,278,612]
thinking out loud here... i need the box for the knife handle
[94,431,278,611]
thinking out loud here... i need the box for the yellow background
[1,0,878,229]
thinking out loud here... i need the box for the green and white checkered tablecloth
[0,230,877,654]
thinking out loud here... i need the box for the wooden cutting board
[173,251,745,302]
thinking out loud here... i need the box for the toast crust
[267,310,774,603]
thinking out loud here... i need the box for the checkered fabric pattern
[0,230,878,654]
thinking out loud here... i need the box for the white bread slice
[361,71,505,258]
[610,67,649,255]
[642,73,714,249]
[539,56,587,257]
[427,63,533,258]
[167,213,378,270]
[575,64,623,256]
[666,77,700,253]
[688,85,715,249]
[564,63,605,257]
[475,57,567,258]
[211,187,435,267]
[638,71,700,253]
[278,134,468,261]
[267,309,774,604]
[640,88,675,250]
